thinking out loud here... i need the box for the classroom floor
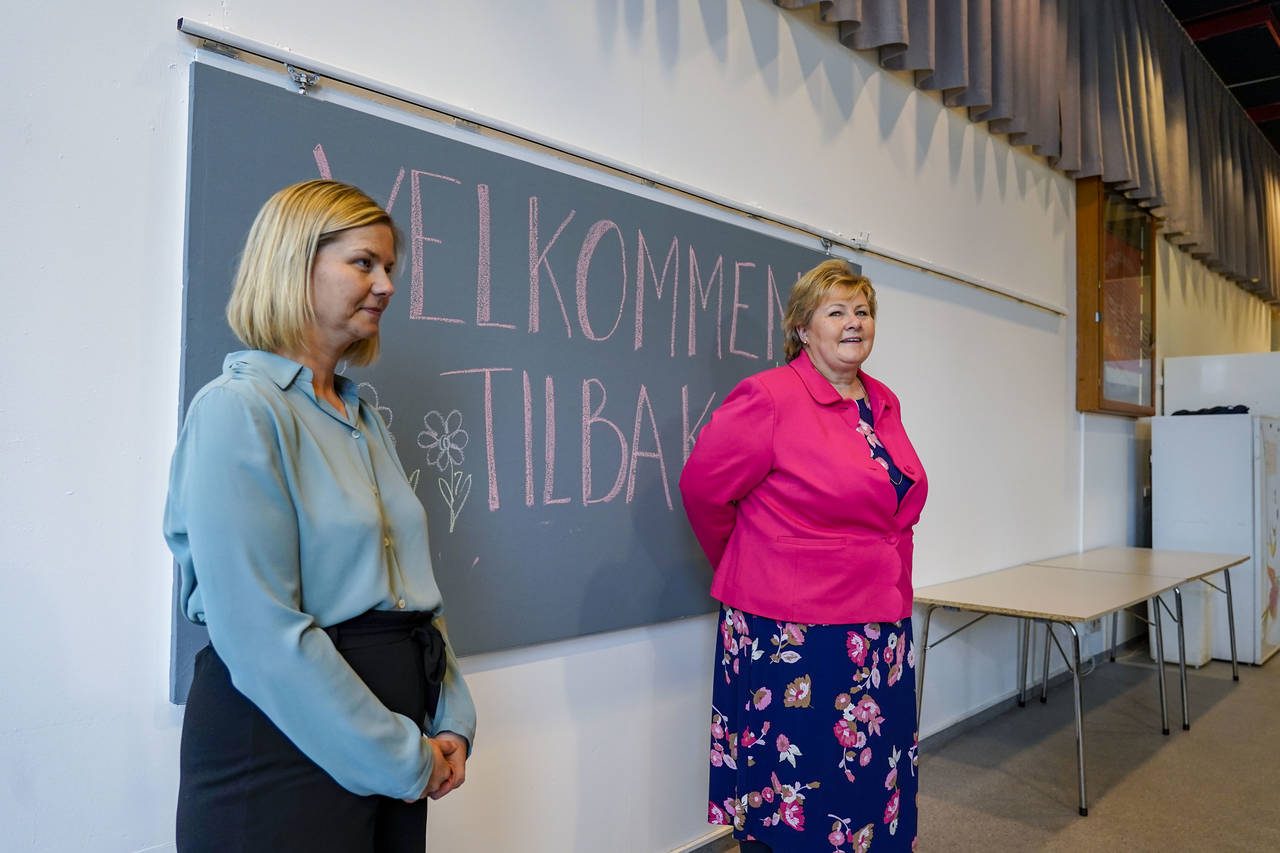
[693,644,1280,852]
[916,646,1280,852]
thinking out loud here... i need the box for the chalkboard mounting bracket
[820,237,833,255]
[200,39,239,59]
[286,64,319,94]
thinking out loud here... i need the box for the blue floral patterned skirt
[708,606,918,852]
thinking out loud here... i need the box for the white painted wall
[0,1,1267,851]
[1157,238,1274,370]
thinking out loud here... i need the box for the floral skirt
[708,606,918,852]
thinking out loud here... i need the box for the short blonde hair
[226,180,398,367]
[782,259,876,362]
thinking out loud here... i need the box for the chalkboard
[173,62,838,698]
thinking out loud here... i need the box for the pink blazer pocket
[772,535,904,613]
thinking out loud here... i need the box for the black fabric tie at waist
[323,609,447,686]
[409,621,447,685]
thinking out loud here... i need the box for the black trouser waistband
[323,609,447,687]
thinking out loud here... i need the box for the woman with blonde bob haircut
[227,179,397,368]
[680,257,928,852]
[165,180,475,853]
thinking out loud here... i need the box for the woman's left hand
[427,732,469,799]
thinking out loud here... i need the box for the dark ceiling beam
[1185,6,1280,45]
[1246,103,1280,122]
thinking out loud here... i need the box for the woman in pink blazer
[680,259,927,853]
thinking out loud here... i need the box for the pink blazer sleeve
[678,376,776,568]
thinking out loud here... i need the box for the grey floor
[917,647,1280,851]
[695,645,1280,853]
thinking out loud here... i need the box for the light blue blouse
[164,350,476,800]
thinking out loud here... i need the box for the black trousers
[177,611,442,853]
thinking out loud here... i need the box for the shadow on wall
[1159,237,1273,358]
[570,467,716,849]
[524,427,715,849]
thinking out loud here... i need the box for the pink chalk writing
[309,144,403,219]
[527,197,575,337]
[543,376,570,505]
[420,369,733,511]
[581,378,628,505]
[728,261,759,360]
[313,144,332,179]
[306,145,803,368]
[386,167,406,215]
[439,367,512,510]
[682,385,717,464]
[476,184,516,329]
[766,266,790,360]
[576,220,627,342]
[522,370,535,507]
[296,143,822,526]
[634,231,680,356]
[687,246,724,358]
[626,384,673,509]
[410,169,464,324]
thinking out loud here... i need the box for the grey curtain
[775,0,1280,303]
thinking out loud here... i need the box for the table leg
[1040,622,1052,703]
[1223,568,1240,682]
[916,605,936,728]
[1153,596,1169,736]
[1110,611,1119,662]
[1066,621,1088,817]
[1018,618,1030,707]
[1173,586,1190,730]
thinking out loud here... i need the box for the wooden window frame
[1076,177,1157,417]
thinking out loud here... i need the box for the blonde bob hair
[226,180,398,368]
[782,259,876,362]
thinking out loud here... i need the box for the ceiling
[1165,0,1280,153]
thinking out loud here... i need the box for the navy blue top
[856,397,914,507]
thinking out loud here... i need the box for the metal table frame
[914,548,1246,817]
[1030,548,1244,725]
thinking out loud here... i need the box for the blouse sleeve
[164,386,437,800]
[677,375,777,567]
[425,614,476,752]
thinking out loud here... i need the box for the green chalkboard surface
[173,62,835,699]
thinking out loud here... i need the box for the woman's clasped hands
[409,733,469,802]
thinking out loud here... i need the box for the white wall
[1157,237,1274,367]
[1,1,1264,851]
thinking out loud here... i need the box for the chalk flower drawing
[360,381,421,493]
[358,381,396,443]
[418,410,471,532]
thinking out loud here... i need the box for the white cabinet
[1150,415,1280,666]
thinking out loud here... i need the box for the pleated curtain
[775,0,1280,302]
